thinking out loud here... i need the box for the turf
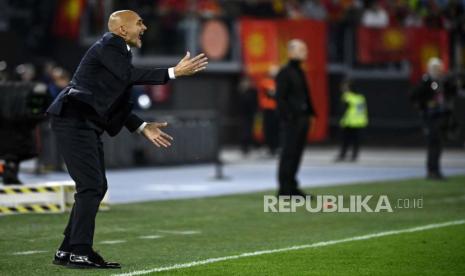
[0,175,464,275]
[164,224,465,276]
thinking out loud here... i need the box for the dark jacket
[275,59,315,120]
[410,74,457,117]
[47,32,170,136]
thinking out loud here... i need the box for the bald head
[287,39,308,61]
[108,10,147,48]
[427,57,443,79]
[108,10,137,33]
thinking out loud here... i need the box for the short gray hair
[288,39,304,52]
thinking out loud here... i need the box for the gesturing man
[47,10,208,269]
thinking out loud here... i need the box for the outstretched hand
[174,52,208,77]
[141,122,173,148]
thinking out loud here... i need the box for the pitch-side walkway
[17,147,465,203]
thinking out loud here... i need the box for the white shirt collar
[126,44,131,51]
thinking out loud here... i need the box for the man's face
[429,64,443,79]
[289,42,308,61]
[124,14,147,48]
[298,44,308,61]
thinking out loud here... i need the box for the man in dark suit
[410,57,457,180]
[48,10,208,269]
[275,39,315,197]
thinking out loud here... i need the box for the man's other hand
[142,122,173,148]
[174,52,208,77]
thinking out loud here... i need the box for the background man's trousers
[51,116,107,248]
[424,115,448,174]
[278,116,309,194]
[263,109,280,155]
[338,127,361,160]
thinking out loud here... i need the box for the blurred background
[0,0,464,174]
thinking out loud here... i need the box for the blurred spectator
[1,63,40,185]
[361,1,389,28]
[385,0,409,26]
[285,0,305,19]
[324,0,362,62]
[302,0,328,21]
[258,65,280,156]
[410,57,458,180]
[196,0,223,18]
[423,0,445,28]
[47,67,70,99]
[335,79,368,162]
[404,5,424,27]
[238,75,258,155]
[443,0,465,33]
[0,60,8,81]
[240,0,285,18]
[15,63,36,82]
[443,0,465,69]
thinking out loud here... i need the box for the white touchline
[156,230,201,235]
[113,219,465,276]
[12,250,47,256]
[99,240,127,244]
[138,235,163,239]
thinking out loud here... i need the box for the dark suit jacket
[47,32,170,136]
[410,74,457,116]
[275,60,315,120]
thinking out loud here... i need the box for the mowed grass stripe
[116,219,465,276]
[1,175,464,275]
[165,222,465,275]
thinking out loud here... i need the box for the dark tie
[127,49,132,60]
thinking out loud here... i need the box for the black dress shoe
[291,189,311,198]
[427,172,446,181]
[277,189,312,199]
[52,250,70,266]
[67,251,121,269]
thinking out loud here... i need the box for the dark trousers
[263,109,279,155]
[51,116,107,248]
[278,116,309,194]
[338,127,361,160]
[240,114,256,154]
[424,116,448,174]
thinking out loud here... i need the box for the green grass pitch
[0,175,464,275]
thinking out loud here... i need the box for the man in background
[238,75,258,155]
[335,79,368,162]
[411,57,457,180]
[275,39,315,197]
[258,65,280,156]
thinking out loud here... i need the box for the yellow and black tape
[0,186,61,195]
[0,204,61,214]
[65,202,109,210]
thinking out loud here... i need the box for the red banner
[357,26,449,83]
[240,19,328,142]
[407,27,449,83]
[53,0,86,40]
[240,19,279,76]
[357,26,409,63]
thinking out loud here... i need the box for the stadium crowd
[109,0,465,62]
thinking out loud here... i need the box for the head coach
[47,10,208,269]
